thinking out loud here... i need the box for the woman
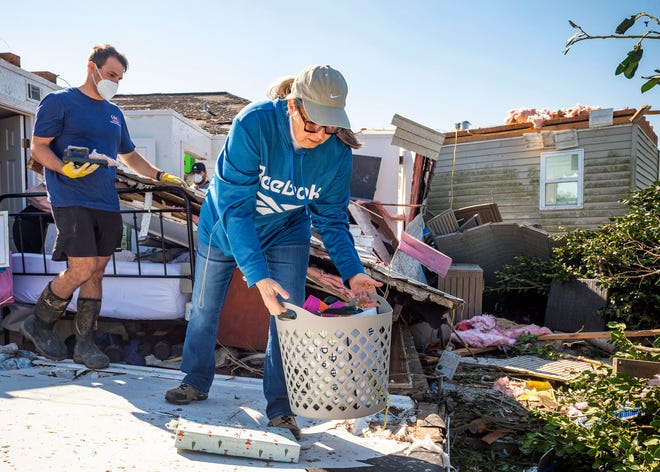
[165,65,382,439]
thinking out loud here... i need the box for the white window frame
[539,149,584,210]
[27,83,42,102]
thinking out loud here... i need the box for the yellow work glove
[159,172,188,187]
[61,161,99,178]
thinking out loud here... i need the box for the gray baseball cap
[287,64,351,129]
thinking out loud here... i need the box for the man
[190,162,210,192]
[21,44,185,369]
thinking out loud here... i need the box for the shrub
[493,182,660,329]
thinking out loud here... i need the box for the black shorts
[51,206,123,261]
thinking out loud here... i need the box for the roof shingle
[113,92,251,135]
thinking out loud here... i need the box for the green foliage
[490,256,564,296]
[519,323,660,469]
[615,44,644,79]
[565,12,660,93]
[493,183,660,329]
[508,332,562,360]
[608,321,660,362]
[519,367,660,471]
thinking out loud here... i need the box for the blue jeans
[180,240,309,419]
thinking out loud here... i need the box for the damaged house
[3,50,658,361]
[3,51,660,470]
[420,107,660,326]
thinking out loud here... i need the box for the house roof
[443,107,658,146]
[112,92,251,135]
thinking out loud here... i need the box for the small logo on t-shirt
[110,115,120,126]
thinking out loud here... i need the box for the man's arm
[119,150,187,186]
[118,150,159,180]
[31,136,66,174]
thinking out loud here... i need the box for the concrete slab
[0,361,422,471]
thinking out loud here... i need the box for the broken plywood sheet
[433,222,553,287]
[460,355,603,382]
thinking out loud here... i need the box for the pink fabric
[0,261,13,307]
[452,314,552,348]
[302,294,345,315]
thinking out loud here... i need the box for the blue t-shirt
[33,88,135,212]
[198,99,364,287]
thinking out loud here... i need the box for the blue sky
[3,0,659,132]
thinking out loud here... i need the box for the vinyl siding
[427,122,658,233]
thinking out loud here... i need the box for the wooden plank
[612,358,660,379]
[452,346,498,356]
[537,329,660,341]
[388,320,429,395]
[388,320,413,392]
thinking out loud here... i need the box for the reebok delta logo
[256,165,322,215]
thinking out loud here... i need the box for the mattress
[11,253,191,320]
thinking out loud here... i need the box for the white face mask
[193,174,203,184]
[93,64,119,101]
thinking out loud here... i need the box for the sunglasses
[296,106,340,135]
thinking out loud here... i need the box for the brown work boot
[21,282,71,360]
[268,415,301,440]
[21,315,68,360]
[73,298,109,370]
[165,383,208,405]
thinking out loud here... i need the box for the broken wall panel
[433,222,553,287]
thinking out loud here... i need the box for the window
[27,83,41,101]
[540,149,584,209]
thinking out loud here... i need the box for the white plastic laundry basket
[275,294,393,420]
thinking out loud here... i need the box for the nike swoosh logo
[330,94,341,99]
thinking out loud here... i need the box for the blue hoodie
[198,99,364,287]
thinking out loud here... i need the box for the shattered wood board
[368,264,462,310]
[308,240,463,311]
[389,319,428,395]
[612,358,660,379]
[460,355,602,381]
[388,319,412,390]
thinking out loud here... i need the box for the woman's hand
[255,277,290,315]
[348,273,383,308]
